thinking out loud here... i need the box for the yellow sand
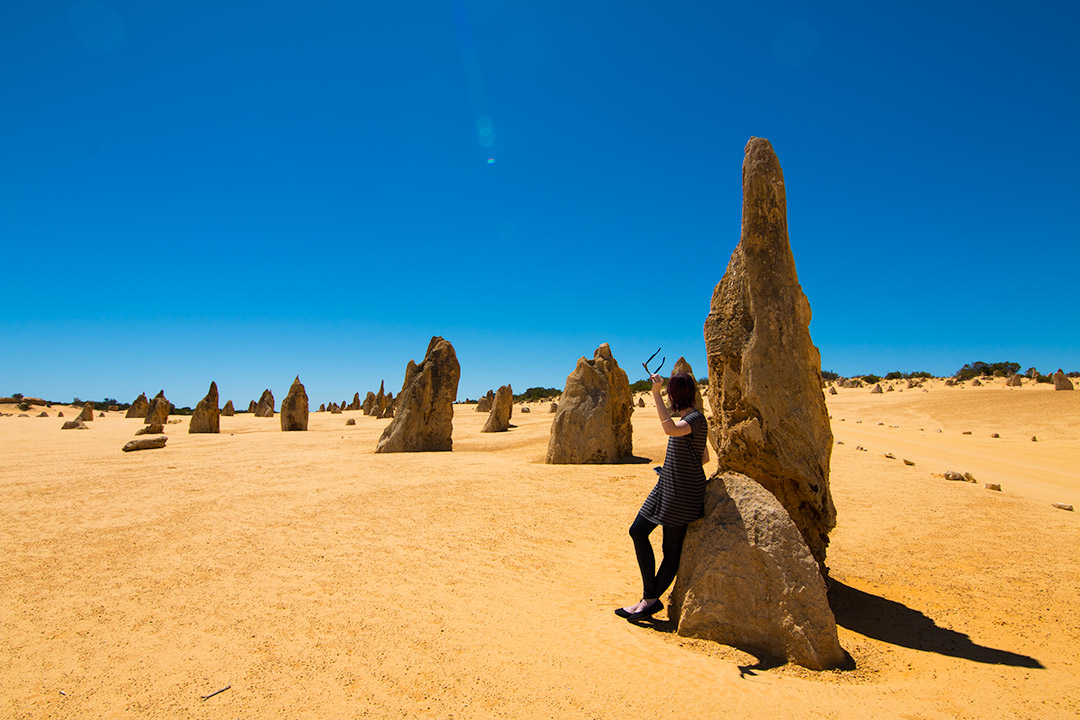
[1,379,1078,719]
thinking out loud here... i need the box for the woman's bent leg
[652,523,688,599]
[629,514,658,599]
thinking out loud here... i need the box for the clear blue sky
[2,1,1078,407]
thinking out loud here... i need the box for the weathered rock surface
[670,471,845,670]
[345,418,356,426]
[701,137,835,570]
[349,393,361,411]
[145,391,169,425]
[827,386,838,395]
[37,411,48,417]
[1006,374,1023,387]
[546,343,633,464]
[126,393,149,418]
[476,390,493,413]
[122,436,168,452]
[135,423,164,435]
[280,376,309,431]
[61,420,88,430]
[248,400,257,413]
[78,402,94,422]
[375,336,460,453]
[481,384,513,432]
[189,381,221,434]
[637,397,646,407]
[520,406,530,413]
[362,391,377,415]
[549,402,558,413]
[1054,370,1074,391]
[255,389,275,417]
[871,384,883,394]
[222,400,235,416]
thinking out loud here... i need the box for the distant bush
[955,361,1020,381]
[821,370,839,381]
[1035,374,1053,384]
[861,374,881,385]
[884,371,903,380]
[630,379,658,392]
[18,402,30,411]
[512,387,561,402]
[12,392,23,401]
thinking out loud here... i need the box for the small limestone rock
[1053,370,1074,391]
[247,400,257,413]
[1052,503,1074,511]
[37,411,48,417]
[476,390,494,413]
[145,391,169,425]
[549,402,558,413]
[280,376,309,431]
[963,472,976,483]
[221,400,235,416]
[254,389,275,417]
[546,343,632,464]
[126,393,149,418]
[1006,374,1022,387]
[1031,436,1037,442]
[962,431,972,435]
[637,397,646,407]
[836,440,844,445]
[871,384,883,394]
[827,386,837,395]
[984,483,1001,491]
[376,336,460,453]
[98,412,105,418]
[481,384,513,433]
[944,471,964,481]
[188,381,220,434]
[521,406,530,413]
[856,446,866,452]
[972,378,982,386]
[991,432,1000,438]
[61,420,88,430]
[135,423,164,435]
[670,471,846,670]
[903,459,915,466]
[57,411,64,417]
[122,436,167,452]
[330,404,342,414]
[883,452,895,459]
[345,418,356,425]
[78,402,94,422]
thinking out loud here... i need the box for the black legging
[629,513,688,600]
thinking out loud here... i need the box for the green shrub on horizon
[512,387,561,403]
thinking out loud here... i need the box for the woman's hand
[650,373,664,393]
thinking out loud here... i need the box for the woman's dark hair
[667,373,697,413]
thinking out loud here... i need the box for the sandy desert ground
[1,377,1078,719]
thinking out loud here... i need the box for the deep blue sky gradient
[2,1,1078,406]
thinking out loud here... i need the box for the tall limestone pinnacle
[703,136,836,570]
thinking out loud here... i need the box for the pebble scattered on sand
[903,459,915,466]
[883,452,895,459]
[1052,503,1074,512]
[984,483,1001,491]
[991,433,1000,438]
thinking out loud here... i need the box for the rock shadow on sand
[828,581,1043,668]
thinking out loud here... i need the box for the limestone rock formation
[122,436,168,452]
[520,406,530,413]
[125,393,149,418]
[61,419,88,430]
[362,391,377,415]
[701,137,835,571]
[670,472,846,670]
[828,386,838,395]
[546,343,633,464]
[348,393,361,411]
[1006,374,1022,387]
[145,391,170,425]
[135,423,164,435]
[481,384,513,432]
[222,400,235,416]
[871,384,883,394]
[37,411,48,417]
[346,418,356,426]
[57,411,64,417]
[476,390,494,413]
[189,381,220,434]
[280,376,309,431]
[637,397,646,408]
[248,400,257,413]
[255,389,275,417]
[318,403,326,412]
[375,336,460,453]
[78,402,94,422]
[330,403,342,414]
[1054,370,1074,391]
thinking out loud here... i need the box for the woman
[616,371,709,621]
